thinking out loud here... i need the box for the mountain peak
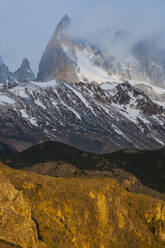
[37,14,78,82]
[14,58,35,82]
[21,58,30,69]
[56,14,71,32]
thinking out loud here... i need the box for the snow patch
[64,83,94,113]
[31,80,58,88]
[101,82,119,91]
[34,100,46,109]
[0,94,15,105]
[20,109,38,126]
[75,48,121,83]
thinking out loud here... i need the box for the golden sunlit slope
[0,162,165,248]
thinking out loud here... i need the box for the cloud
[0,0,165,73]
[68,0,165,61]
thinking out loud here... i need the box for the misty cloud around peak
[65,0,165,64]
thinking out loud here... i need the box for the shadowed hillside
[2,141,165,194]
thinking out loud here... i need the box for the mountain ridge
[0,80,164,153]
[2,140,165,195]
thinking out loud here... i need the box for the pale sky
[0,0,165,74]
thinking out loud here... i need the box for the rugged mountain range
[1,15,165,248]
[0,15,164,153]
[0,80,164,153]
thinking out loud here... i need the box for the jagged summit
[14,58,35,82]
[47,14,71,44]
[37,14,78,82]
[0,58,14,84]
[0,56,35,84]
[56,14,71,33]
[21,58,31,69]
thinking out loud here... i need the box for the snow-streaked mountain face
[37,15,126,84]
[0,80,165,153]
[1,15,165,153]
[37,15,165,89]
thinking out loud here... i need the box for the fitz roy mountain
[38,15,165,88]
[0,15,165,153]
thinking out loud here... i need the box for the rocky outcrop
[14,58,35,82]
[0,169,44,248]
[0,163,165,248]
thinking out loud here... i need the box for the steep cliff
[37,15,78,82]
[0,168,45,248]
[0,163,165,248]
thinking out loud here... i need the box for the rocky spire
[45,14,71,47]
[37,15,78,82]
[21,58,31,69]
[14,58,35,82]
[0,57,14,84]
[55,14,71,33]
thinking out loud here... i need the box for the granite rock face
[37,15,78,82]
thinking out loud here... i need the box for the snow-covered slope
[61,43,122,83]
[0,80,165,153]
